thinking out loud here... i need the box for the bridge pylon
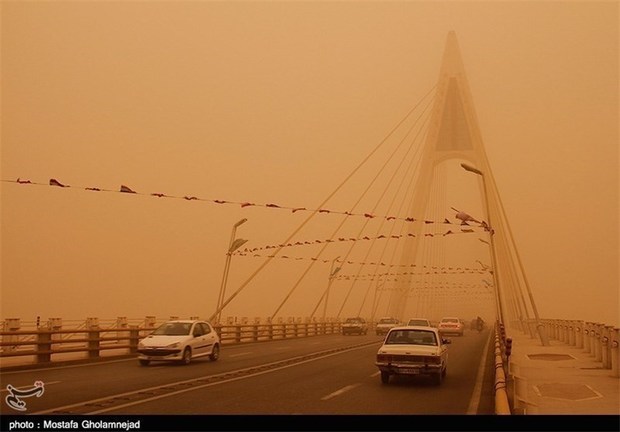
[388,31,548,346]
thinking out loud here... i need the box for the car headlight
[166,342,180,349]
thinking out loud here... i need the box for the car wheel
[181,347,192,365]
[139,359,150,366]
[209,344,220,361]
[380,371,390,384]
[442,366,447,378]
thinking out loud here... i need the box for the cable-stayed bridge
[1,32,618,424]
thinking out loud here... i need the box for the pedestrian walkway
[507,329,620,415]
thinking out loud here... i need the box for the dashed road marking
[321,383,361,401]
[228,352,253,358]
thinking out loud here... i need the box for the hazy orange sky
[1,1,618,327]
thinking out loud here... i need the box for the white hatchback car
[375,326,450,385]
[137,320,220,366]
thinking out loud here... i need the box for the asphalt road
[0,329,495,417]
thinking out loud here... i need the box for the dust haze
[1,1,618,328]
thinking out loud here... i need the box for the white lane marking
[466,331,492,414]
[0,381,61,393]
[0,358,136,374]
[34,344,376,414]
[228,352,253,358]
[369,371,380,377]
[321,384,361,401]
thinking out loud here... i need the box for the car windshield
[345,318,361,323]
[442,318,459,323]
[408,319,429,326]
[385,329,437,346]
[152,322,192,336]
[378,319,398,324]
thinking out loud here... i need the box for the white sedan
[137,320,220,366]
[375,326,450,385]
[438,316,465,336]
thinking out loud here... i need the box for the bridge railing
[0,319,343,368]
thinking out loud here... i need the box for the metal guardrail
[494,322,511,414]
[0,321,343,367]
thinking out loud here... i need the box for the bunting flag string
[376,285,494,293]
[3,178,490,228]
[232,226,486,256]
[333,269,485,281]
[233,251,488,274]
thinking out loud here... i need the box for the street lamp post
[215,218,248,324]
[461,163,548,346]
[322,256,342,323]
[460,163,505,325]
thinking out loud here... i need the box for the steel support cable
[389,119,440,319]
[271,86,439,320]
[492,203,527,326]
[374,101,438,320]
[385,149,430,315]
[494,227,527,325]
[308,97,434,320]
[290,106,428,320]
[335,113,433,319]
[209,86,437,322]
[495,233,519,326]
[424,165,447,317]
[373,143,428,320]
[354,111,434,318]
[475,150,543,339]
[437,166,449,316]
[366,114,433,320]
[402,154,443,317]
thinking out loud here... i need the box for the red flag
[364,213,375,218]
[292,207,306,213]
[214,200,227,204]
[241,202,254,207]
[85,187,101,191]
[120,185,136,193]
[266,203,280,208]
[16,178,32,184]
[184,196,198,200]
[319,209,330,213]
[151,193,165,197]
